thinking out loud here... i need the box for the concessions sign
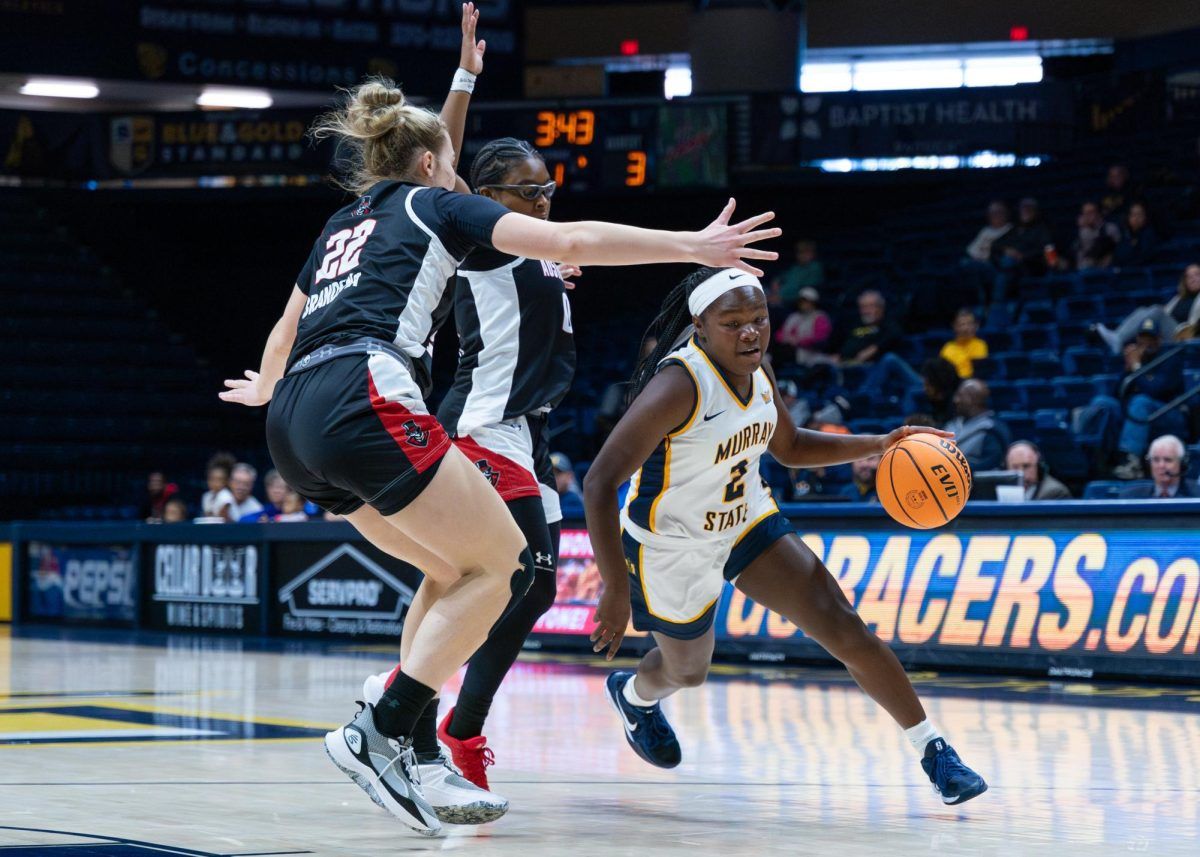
[143,543,261,633]
[270,541,419,638]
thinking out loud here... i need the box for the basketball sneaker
[437,707,496,791]
[418,752,509,824]
[324,703,442,836]
[920,739,988,805]
[604,671,682,769]
[362,669,392,706]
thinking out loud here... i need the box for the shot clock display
[463,103,728,192]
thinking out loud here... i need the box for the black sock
[412,698,441,762]
[375,671,436,739]
[448,689,492,740]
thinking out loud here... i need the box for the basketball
[877,433,972,529]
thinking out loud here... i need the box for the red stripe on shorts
[367,371,451,473]
[453,434,541,502]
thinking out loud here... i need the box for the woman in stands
[583,267,987,806]
[361,137,579,807]
[219,5,780,836]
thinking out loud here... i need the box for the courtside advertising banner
[142,543,261,633]
[26,542,137,625]
[536,522,1200,679]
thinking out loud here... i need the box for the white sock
[622,674,656,708]
[904,719,941,753]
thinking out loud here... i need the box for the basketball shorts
[622,491,794,640]
[453,412,562,524]
[266,350,451,516]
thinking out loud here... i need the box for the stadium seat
[1029,350,1063,378]
[1083,480,1141,499]
[1013,324,1059,352]
[1064,346,1111,376]
[1019,301,1056,324]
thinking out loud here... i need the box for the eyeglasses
[481,181,556,201]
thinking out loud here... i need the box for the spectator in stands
[596,336,657,444]
[274,487,313,521]
[239,468,287,522]
[990,197,1052,301]
[943,379,1010,471]
[162,497,189,523]
[769,239,825,310]
[909,358,961,426]
[775,378,810,426]
[939,309,988,379]
[839,454,880,503]
[1005,441,1072,500]
[1100,163,1139,220]
[841,290,903,368]
[1113,202,1159,267]
[226,462,264,521]
[139,470,178,522]
[960,201,1012,304]
[1110,318,1186,479]
[1120,435,1200,498]
[551,451,585,516]
[200,453,236,519]
[775,287,832,366]
[787,422,852,499]
[1070,201,1121,270]
[1095,263,1200,354]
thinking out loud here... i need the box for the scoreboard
[463,102,729,193]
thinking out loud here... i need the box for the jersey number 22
[314,219,377,284]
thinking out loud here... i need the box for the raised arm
[491,197,781,277]
[762,362,952,467]
[582,363,697,658]
[219,285,307,407]
[441,2,484,171]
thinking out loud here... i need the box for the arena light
[196,87,273,109]
[20,78,99,99]
[814,152,1046,172]
[853,59,963,91]
[664,66,692,100]
[964,55,1042,87]
[800,62,852,93]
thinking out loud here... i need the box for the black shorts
[266,350,451,516]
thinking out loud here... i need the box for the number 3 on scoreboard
[314,219,377,284]
[625,150,647,187]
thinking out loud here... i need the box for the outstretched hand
[692,198,781,277]
[459,2,485,75]
[219,369,270,407]
[558,262,582,289]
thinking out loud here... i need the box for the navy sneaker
[921,738,988,805]
[604,671,682,769]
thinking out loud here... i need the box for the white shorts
[453,414,561,524]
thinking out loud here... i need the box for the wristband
[450,68,477,94]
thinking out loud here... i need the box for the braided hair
[627,266,723,404]
[469,137,544,191]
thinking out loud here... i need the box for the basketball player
[360,138,578,797]
[583,268,988,806]
[219,48,780,836]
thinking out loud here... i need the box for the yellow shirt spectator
[940,337,988,378]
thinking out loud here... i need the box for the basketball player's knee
[524,569,558,618]
[508,546,535,600]
[668,661,710,688]
[827,622,882,665]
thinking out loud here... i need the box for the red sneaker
[437,706,495,791]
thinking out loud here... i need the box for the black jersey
[288,180,509,371]
[438,247,576,435]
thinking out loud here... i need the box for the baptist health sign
[717,529,1200,670]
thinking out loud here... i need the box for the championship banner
[142,543,261,633]
[0,0,521,98]
[26,542,137,626]
[535,521,1200,679]
[270,541,421,638]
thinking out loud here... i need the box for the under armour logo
[535,551,553,566]
[345,729,362,754]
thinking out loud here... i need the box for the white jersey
[621,337,777,542]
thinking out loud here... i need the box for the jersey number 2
[314,218,377,284]
[724,459,749,502]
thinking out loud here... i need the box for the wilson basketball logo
[879,433,972,530]
[905,489,927,509]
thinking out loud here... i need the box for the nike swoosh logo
[609,684,639,733]
[703,410,726,421]
[727,272,740,280]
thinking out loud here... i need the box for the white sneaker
[362,670,389,706]
[419,753,509,824]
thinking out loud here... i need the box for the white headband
[687,269,764,317]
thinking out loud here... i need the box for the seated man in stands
[960,201,1012,305]
[1005,441,1072,500]
[838,454,880,503]
[1100,163,1139,221]
[552,452,585,518]
[1120,435,1200,498]
[1111,318,1186,479]
[839,290,903,366]
[943,379,1011,471]
[227,462,264,521]
[1069,201,1121,271]
[1095,263,1200,355]
[990,197,1052,301]
[939,309,988,379]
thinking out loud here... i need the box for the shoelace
[457,741,495,783]
[385,738,422,786]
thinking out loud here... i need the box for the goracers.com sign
[144,544,261,633]
[717,530,1200,670]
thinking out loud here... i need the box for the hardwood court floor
[0,628,1197,856]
